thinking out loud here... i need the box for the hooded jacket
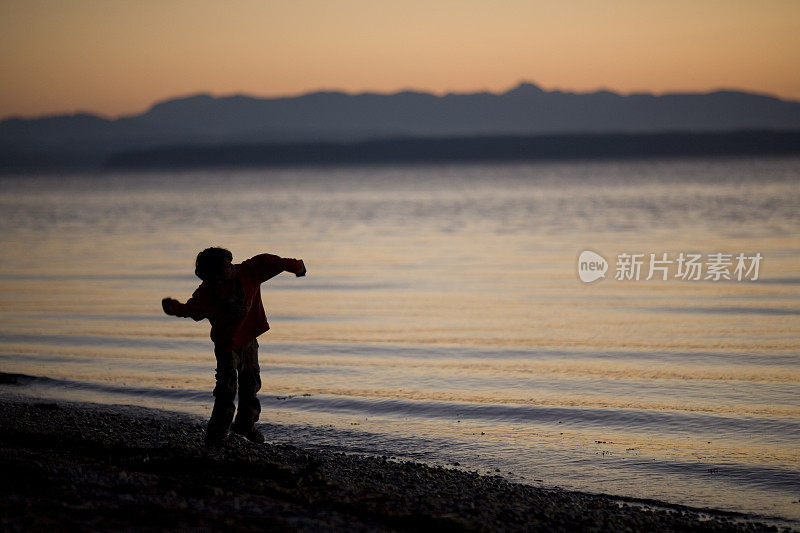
[172,254,302,350]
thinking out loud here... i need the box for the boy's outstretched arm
[161,296,206,321]
[247,253,306,283]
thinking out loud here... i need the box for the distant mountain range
[2,82,800,169]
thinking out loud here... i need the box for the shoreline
[0,395,790,532]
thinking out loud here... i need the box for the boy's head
[195,247,234,282]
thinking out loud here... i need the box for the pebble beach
[0,396,789,532]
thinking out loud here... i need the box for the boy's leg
[206,345,239,445]
[232,338,262,439]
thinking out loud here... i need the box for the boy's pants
[207,338,261,440]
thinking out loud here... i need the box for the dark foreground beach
[0,396,789,532]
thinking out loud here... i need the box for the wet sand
[0,397,787,532]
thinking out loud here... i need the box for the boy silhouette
[162,247,306,446]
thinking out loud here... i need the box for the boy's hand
[162,297,181,315]
[295,259,306,277]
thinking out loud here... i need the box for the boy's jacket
[173,254,302,350]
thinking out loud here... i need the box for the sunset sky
[1,0,798,119]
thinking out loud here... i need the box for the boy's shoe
[233,426,265,444]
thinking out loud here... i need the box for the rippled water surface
[1,158,798,523]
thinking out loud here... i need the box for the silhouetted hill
[2,82,800,169]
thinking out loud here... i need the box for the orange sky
[1,0,798,119]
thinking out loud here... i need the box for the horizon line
[1,80,795,123]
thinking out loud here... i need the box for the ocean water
[0,158,798,523]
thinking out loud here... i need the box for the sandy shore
[0,396,787,532]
